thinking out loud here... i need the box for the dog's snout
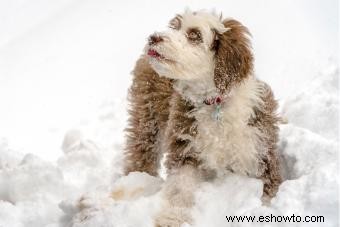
[148,34,164,45]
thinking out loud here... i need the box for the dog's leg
[261,148,282,198]
[154,94,202,227]
[154,165,200,227]
[124,56,173,176]
[124,112,162,177]
[249,81,282,198]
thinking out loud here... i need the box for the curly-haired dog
[124,10,282,227]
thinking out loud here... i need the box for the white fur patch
[173,76,265,178]
[191,77,265,177]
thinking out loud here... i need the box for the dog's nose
[148,34,163,45]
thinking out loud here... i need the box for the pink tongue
[148,49,160,57]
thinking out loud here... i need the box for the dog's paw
[110,185,145,201]
[154,217,183,227]
[110,172,163,201]
[154,207,192,227]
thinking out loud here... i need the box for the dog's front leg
[154,165,200,227]
[124,57,173,177]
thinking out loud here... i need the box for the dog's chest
[193,98,262,177]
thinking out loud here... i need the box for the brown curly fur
[124,57,173,176]
[214,19,254,94]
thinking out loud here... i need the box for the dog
[123,10,282,227]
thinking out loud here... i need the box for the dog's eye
[187,28,202,43]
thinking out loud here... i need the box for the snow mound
[0,154,64,227]
[281,66,339,141]
[0,68,338,227]
[60,172,163,227]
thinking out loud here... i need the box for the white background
[0,0,338,160]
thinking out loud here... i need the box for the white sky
[0,0,338,160]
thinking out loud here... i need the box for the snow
[0,0,338,227]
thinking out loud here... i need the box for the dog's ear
[214,19,253,94]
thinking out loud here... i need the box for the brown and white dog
[124,10,282,227]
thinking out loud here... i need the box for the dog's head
[146,10,253,94]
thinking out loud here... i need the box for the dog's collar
[203,95,223,105]
[203,95,228,121]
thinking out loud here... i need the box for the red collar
[203,96,223,105]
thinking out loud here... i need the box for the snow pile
[0,100,126,227]
[0,66,338,227]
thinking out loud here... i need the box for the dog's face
[146,11,227,81]
[146,10,254,94]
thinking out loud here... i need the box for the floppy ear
[214,19,253,94]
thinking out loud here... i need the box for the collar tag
[212,104,222,121]
[203,95,224,121]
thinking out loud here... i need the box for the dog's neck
[173,75,220,105]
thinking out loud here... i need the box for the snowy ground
[0,0,338,227]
